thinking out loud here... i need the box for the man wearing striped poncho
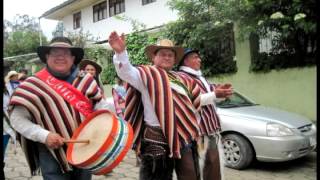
[109,31,220,180]
[9,37,114,180]
[178,49,233,180]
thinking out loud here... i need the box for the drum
[66,109,133,175]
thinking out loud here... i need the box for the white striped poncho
[9,72,103,174]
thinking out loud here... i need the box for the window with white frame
[73,12,81,29]
[142,0,156,5]
[93,1,107,22]
[109,0,125,17]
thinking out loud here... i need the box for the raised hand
[108,31,126,54]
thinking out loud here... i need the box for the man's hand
[215,83,233,98]
[108,31,126,54]
[45,132,65,149]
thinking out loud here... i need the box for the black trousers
[139,126,200,180]
[139,143,200,180]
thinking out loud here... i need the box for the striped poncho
[124,65,201,158]
[178,71,221,135]
[9,72,103,174]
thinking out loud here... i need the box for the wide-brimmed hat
[37,37,84,65]
[145,39,184,64]
[5,70,19,83]
[78,59,102,74]
[178,48,200,67]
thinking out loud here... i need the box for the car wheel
[222,134,254,169]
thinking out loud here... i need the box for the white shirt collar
[179,66,202,77]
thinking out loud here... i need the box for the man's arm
[212,83,233,101]
[10,106,64,149]
[200,84,233,105]
[113,51,144,91]
[109,31,144,91]
[10,106,49,143]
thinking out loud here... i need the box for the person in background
[5,71,20,96]
[18,69,28,78]
[178,48,233,180]
[79,59,105,98]
[18,74,28,82]
[9,37,114,180]
[18,68,29,82]
[3,79,17,179]
[111,76,126,119]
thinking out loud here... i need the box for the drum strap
[36,68,93,116]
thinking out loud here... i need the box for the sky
[4,0,67,40]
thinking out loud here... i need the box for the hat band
[50,42,73,48]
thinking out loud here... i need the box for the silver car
[217,91,317,169]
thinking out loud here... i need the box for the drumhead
[71,112,114,164]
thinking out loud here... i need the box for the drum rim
[95,121,134,175]
[66,109,118,166]
[86,117,126,171]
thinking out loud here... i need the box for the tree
[65,28,96,48]
[166,0,316,72]
[163,0,238,76]
[115,15,157,66]
[96,15,157,84]
[4,14,48,57]
[52,21,64,37]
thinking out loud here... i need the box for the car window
[216,92,258,108]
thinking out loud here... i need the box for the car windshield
[216,91,258,108]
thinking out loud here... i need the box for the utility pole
[38,17,42,46]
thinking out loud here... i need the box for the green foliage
[9,61,26,73]
[243,0,317,72]
[168,0,316,73]
[4,31,45,57]
[84,46,115,84]
[164,1,237,76]
[126,32,156,66]
[4,14,48,72]
[97,15,157,84]
[101,65,117,84]
[115,15,157,66]
[4,14,48,57]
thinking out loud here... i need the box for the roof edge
[40,0,78,18]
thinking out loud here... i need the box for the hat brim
[182,50,199,61]
[37,46,84,65]
[145,45,184,65]
[178,49,200,67]
[78,59,102,74]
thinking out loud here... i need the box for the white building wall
[61,0,178,41]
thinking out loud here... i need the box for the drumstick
[64,139,90,144]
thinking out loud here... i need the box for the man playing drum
[9,37,114,180]
[109,31,219,180]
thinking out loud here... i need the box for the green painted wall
[208,36,317,122]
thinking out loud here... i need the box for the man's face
[46,48,75,74]
[10,75,19,81]
[84,64,97,77]
[152,49,176,71]
[183,52,201,71]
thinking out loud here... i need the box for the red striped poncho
[9,72,103,174]
[178,71,221,135]
[124,65,201,158]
